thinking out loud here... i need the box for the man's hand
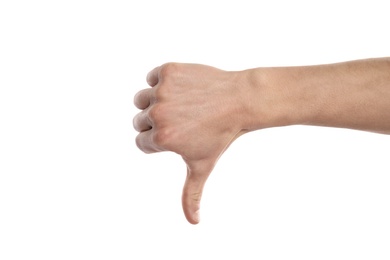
[133,63,249,224]
[134,58,390,224]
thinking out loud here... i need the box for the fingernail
[194,210,200,223]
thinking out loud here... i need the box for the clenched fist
[133,63,251,224]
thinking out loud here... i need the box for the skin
[133,58,390,224]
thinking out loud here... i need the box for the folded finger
[133,109,152,132]
[135,130,161,154]
[146,66,161,87]
[134,88,152,110]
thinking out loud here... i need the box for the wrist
[238,66,320,131]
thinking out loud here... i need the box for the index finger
[146,66,161,87]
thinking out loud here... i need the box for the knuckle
[160,62,180,78]
[152,127,173,148]
[190,192,202,203]
[153,85,167,100]
[147,104,163,123]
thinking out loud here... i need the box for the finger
[135,130,161,154]
[133,109,152,132]
[146,66,161,87]
[182,161,214,224]
[134,88,152,110]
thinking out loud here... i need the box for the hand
[134,58,390,224]
[133,63,250,224]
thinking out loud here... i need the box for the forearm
[134,59,390,224]
[244,58,390,134]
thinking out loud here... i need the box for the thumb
[181,160,214,225]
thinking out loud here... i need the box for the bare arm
[246,57,390,134]
[133,58,390,224]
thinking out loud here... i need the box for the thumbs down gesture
[133,63,252,224]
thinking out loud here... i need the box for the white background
[1,1,389,259]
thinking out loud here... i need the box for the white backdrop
[1,1,389,259]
